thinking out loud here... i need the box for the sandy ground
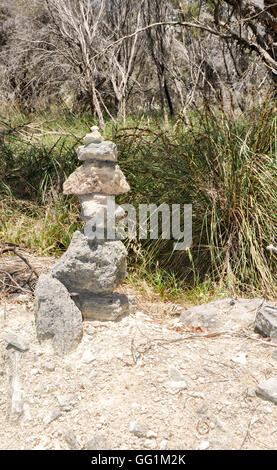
[1,290,277,450]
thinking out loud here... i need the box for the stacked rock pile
[34,126,135,355]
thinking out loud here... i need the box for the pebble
[129,421,150,438]
[198,440,210,450]
[64,430,81,450]
[231,352,247,365]
[85,434,110,450]
[168,365,185,382]
[57,394,76,411]
[44,361,56,372]
[3,331,30,351]
[159,439,168,450]
[81,350,96,364]
[144,439,157,449]
[86,325,96,336]
[164,381,187,394]
[43,407,62,425]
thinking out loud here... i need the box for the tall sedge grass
[116,98,277,297]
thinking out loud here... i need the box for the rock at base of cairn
[52,231,127,294]
[34,274,83,355]
[75,292,136,321]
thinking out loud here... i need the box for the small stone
[85,434,110,450]
[168,365,185,382]
[231,352,247,365]
[3,331,29,351]
[159,439,168,450]
[198,441,210,450]
[83,126,104,144]
[164,381,187,394]
[86,325,97,336]
[129,421,149,438]
[43,407,62,425]
[64,430,81,450]
[44,361,56,372]
[256,377,277,404]
[57,394,76,411]
[81,350,95,364]
[144,439,157,449]
[215,416,228,432]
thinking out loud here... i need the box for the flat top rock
[180,297,262,329]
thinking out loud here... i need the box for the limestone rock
[63,162,130,196]
[256,378,277,404]
[52,231,127,294]
[43,407,62,425]
[34,274,83,355]
[64,430,81,450]
[254,305,277,339]
[77,292,136,321]
[77,141,117,162]
[83,126,104,144]
[6,349,24,422]
[3,331,30,351]
[85,434,111,450]
[79,194,125,223]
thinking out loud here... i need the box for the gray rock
[6,349,24,422]
[77,141,117,162]
[85,434,110,450]
[254,305,277,338]
[52,231,127,294]
[64,430,81,450]
[3,331,30,351]
[77,292,136,321]
[43,407,62,425]
[180,298,260,329]
[256,377,277,404]
[34,274,83,356]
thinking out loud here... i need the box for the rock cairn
[34,126,135,355]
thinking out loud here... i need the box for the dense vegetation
[0,1,276,301]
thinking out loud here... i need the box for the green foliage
[0,100,276,299]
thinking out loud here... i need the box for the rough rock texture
[77,141,117,162]
[52,231,127,294]
[254,305,277,338]
[63,162,130,196]
[256,378,277,404]
[79,194,125,223]
[76,293,136,321]
[34,274,83,355]
[180,298,261,329]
